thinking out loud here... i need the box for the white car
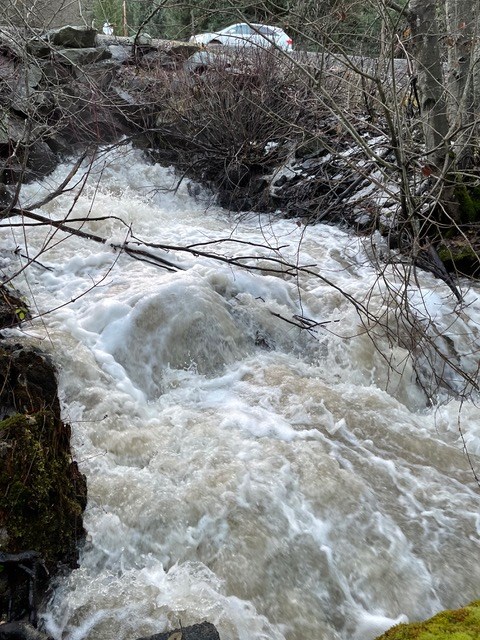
[189,23,293,51]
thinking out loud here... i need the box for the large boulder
[45,26,97,49]
[374,600,480,639]
[0,343,87,621]
[0,84,58,183]
[108,45,132,63]
[55,47,112,66]
[0,134,58,184]
[162,43,201,61]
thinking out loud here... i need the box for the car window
[225,25,250,35]
[259,26,276,35]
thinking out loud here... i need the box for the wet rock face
[0,552,46,625]
[0,620,53,640]
[0,341,87,621]
[0,344,60,416]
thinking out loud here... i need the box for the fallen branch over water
[8,208,180,272]
[4,207,478,400]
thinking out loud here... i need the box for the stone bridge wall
[3,0,95,28]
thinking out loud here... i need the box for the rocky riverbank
[0,24,200,202]
[0,24,397,225]
[2,23,478,283]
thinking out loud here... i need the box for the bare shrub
[135,47,325,210]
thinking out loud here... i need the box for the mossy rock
[375,600,480,639]
[0,343,87,573]
[455,181,480,224]
[0,412,87,570]
[437,240,480,278]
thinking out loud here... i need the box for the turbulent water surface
[2,146,480,640]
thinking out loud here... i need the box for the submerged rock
[137,622,220,640]
[0,621,52,640]
[374,600,480,639]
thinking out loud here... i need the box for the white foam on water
[2,145,479,640]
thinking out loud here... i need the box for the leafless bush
[134,47,325,209]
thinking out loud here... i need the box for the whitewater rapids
[1,145,479,640]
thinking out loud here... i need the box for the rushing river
[2,145,480,640]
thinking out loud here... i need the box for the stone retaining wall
[3,0,94,29]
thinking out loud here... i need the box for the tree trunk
[445,0,479,169]
[408,0,450,171]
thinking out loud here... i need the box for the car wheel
[208,40,222,46]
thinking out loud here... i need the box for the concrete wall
[3,0,95,28]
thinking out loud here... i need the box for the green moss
[375,601,480,640]
[0,411,86,570]
[454,179,480,224]
[437,244,477,263]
